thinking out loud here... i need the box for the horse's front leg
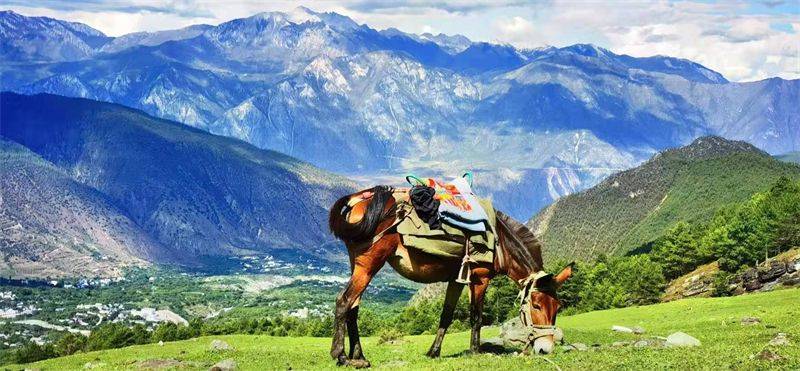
[426,280,465,358]
[468,275,490,354]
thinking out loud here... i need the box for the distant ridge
[0,92,356,277]
[529,136,800,261]
[0,140,163,278]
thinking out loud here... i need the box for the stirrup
[456,254,471,284]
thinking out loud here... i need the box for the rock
[612,341,632,347]
[611,325,633,333]
[666,332,701,347]
[742,269,762,291]
[633,340,649,348]
[158,341,164,346]
[209,339,232,351]
[754,349,784,361]
[561,343,588,352]
[210,359,237,371]
[768,333,790,346]
[500,317,530,347]
[759,261,787,282]
[631,326,646,334]
[741,317,761,325]
[572,343,588,351]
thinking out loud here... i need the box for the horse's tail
[329,185,396,244]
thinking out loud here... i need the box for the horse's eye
[531,304,542,310]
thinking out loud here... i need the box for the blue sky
[4,0,799,81]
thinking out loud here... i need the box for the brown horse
[328,185,572,367]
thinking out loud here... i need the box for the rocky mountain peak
[666,135,767,160]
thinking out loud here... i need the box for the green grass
[11,288,800,370]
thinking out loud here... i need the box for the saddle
[398,173,497,283]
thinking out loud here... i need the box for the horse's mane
[495,210,544,273]
[329,185,396,243]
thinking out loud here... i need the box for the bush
[711,271,734,297]
[376,328,404,345]
[11,342,56,364]
[54,332,87,356]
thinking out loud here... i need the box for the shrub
[11,342,56,364]
[376,328,404,345]
[54,332,87,356]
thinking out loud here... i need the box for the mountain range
[0,92,355,278]
[529,136,800,261]
[2,7,797,220]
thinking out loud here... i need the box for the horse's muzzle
[533,336,555,354]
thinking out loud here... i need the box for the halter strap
[517,271,554,328]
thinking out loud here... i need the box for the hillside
[0,93,356,273]
[2,9,798,219]
[15,288,800,370]
[778,151,800,164]
[529,136,800,260]
[0,141,166,278]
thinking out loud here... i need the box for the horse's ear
[554,262,575,287]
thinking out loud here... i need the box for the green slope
[529,136,800,261]
[777,151,800,164]
[15,288,800,370]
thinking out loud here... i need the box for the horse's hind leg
[347,305,365,360]
[331,237,395,368]
[426,281,465,358]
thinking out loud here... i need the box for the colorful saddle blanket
[407,173,491,232]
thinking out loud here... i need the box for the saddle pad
[437,177,490,232]
[396,197,497,264]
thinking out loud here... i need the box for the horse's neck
[496,239,539,284]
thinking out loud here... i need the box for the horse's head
[520,263,573,354]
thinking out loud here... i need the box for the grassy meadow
[10,287,799,370]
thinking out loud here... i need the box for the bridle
[517,271,561,343]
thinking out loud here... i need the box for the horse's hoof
[344,359,371,368]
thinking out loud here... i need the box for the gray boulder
[741,317,761,325]
[209,339,233,351]
[666,332,701,347]
[500,317,530,347]
[611,325,633,333]
[210,359,237,371]
[768,333,790,346]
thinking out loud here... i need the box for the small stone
[612,341,632,347]
[769,333,790,346]
[666,332,701,347]
[631,326,646,334]
[210,358,237,371]
[571,343,588,351]
[209,339,232,351]
[741,316,761,325]
[612,325,633,333]
[633,340,649,348]
[755,349,784,362]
